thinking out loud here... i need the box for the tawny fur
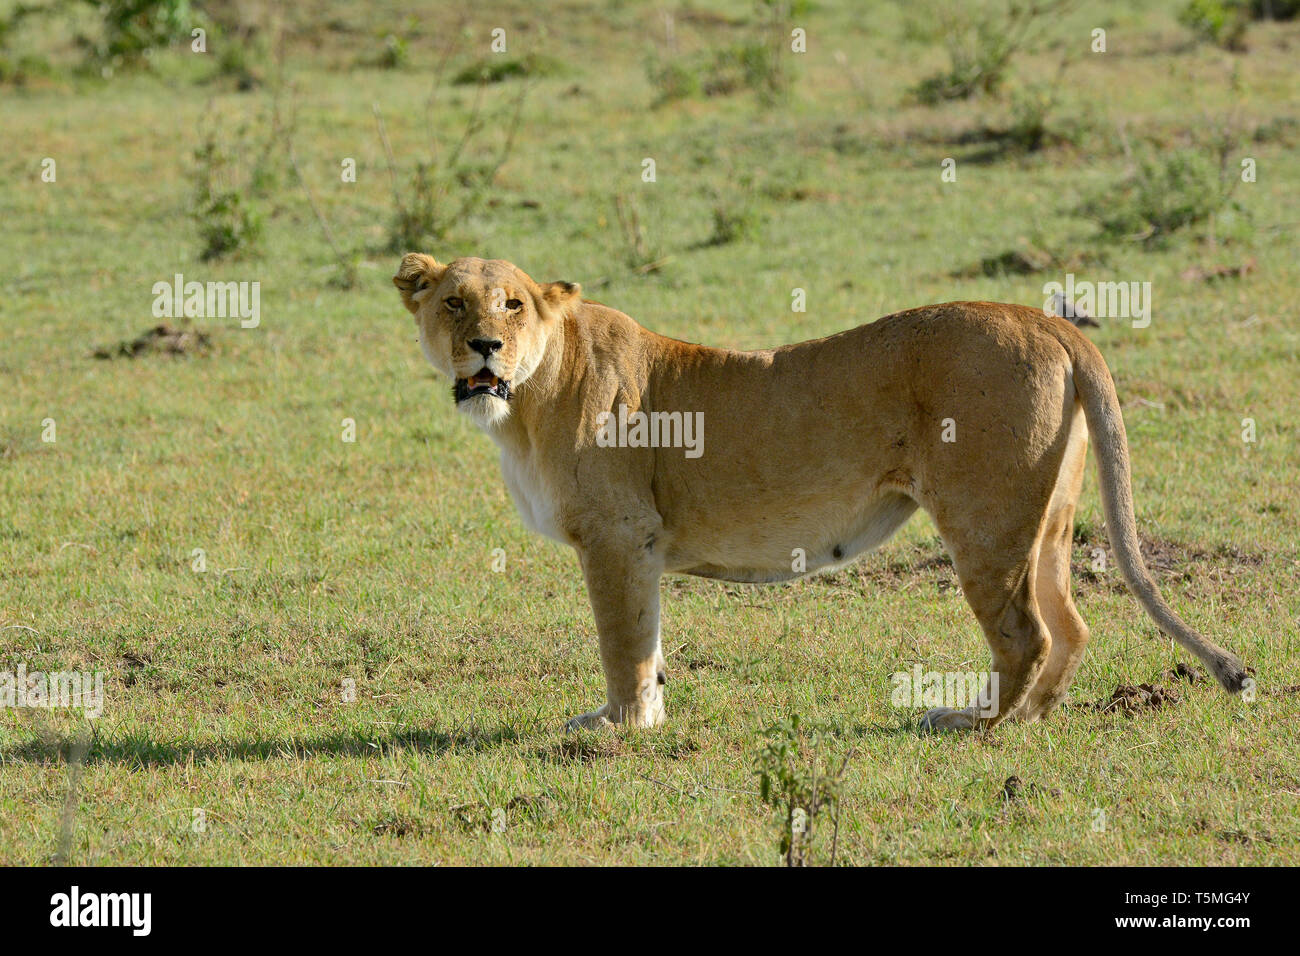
[394,254,1249,732]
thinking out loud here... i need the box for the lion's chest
[498,448,567,544]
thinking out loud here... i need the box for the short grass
[0,0,1297,865]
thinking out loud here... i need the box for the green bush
[190,111,285,260]
[909,0,1071,104]
[81,0,194,71]
[451,53,565,85]
[192,143,263,260]
[754,715,850,867]
[376,84,526,251]
[0,53,57,87]
[1005,84,1056,152]
[376,34,409,70]
[649,42,787,106]
[647,59,701,104]
[647,0,800,108]
[1178,0,1250,50]
[389,161,439,253]
[1078,148,1247,244]
[704,176,765,247]
[706,202,763,246]
[1247,0,1300,17]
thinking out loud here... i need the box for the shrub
[909,0,1071,104]
[375,83,527,251]
[1178,0,1250,50]
[647,59,701,105]
[1000,76,1084,152]
[190,106,289,260]
[647,0,801,107]
[1247,0,1300,17]
[1078,147,1248,245]
[81,0,194,72]
[704,177,765,247]
[706,203,763,246]
[754,715,851,867]
[452,53,565,85]
[191,135,264,261]
[611,193,666,272]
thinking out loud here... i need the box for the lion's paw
[564,706,616,734]
[563,696,666,732]
[918,706,979,733]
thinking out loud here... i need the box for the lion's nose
[468,338,503,358]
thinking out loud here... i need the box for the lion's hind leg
[1021,412,1092,722]
[917,473,1062,732]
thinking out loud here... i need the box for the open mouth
[454,370,511,403]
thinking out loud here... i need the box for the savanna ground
[0,0,1297,865]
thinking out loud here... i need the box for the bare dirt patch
[833,534,1265,599]
[92,323,211,359]
[828,543,958,592]
[1181,258,1256,283]
[950,243,1102,279]
[1072,533,1265,595]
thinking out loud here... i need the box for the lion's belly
[666,491,918,583]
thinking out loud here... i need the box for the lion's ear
[393,253,447,313]
[539,280,581,309]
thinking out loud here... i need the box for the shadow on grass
[1,724,522,768]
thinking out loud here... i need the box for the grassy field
[1,0,1298,865]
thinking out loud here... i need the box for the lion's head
[393,254,580,428]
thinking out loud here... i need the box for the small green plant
[1005,84,1055,151]
[287,145,361,291]
[190,104,290,260]
[706,203,762,247]
[704,179,765,247]
[754,715,851,867]
[611,193,667,272]
[213,30,265,90]
[389,159,439,253]
[79,0,194,73]
[0,3,61,85]
[1000,65,1083,153]
[909,0,1071,104]
[648,0,801,107]
[0,53,57,87]
[646,59,701,105]
[649,41,783,105]
[366,16,418,70]
[377,34,409,70]
[452,53,565,85]
[192,137,263,261]
[1178,0,1250,50]
[1078,146,1248,245]
[374,80,527,251]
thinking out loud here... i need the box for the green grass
[0,0,1297,865]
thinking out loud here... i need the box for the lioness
[394,253,1249,732]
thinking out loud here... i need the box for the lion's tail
[1064,333,1249,692]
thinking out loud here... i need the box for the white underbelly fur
[498,448,566,543]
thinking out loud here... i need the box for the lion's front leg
[566,538,666,731]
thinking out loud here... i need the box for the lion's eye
[505,298,523,311]
[445,297,464,310]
